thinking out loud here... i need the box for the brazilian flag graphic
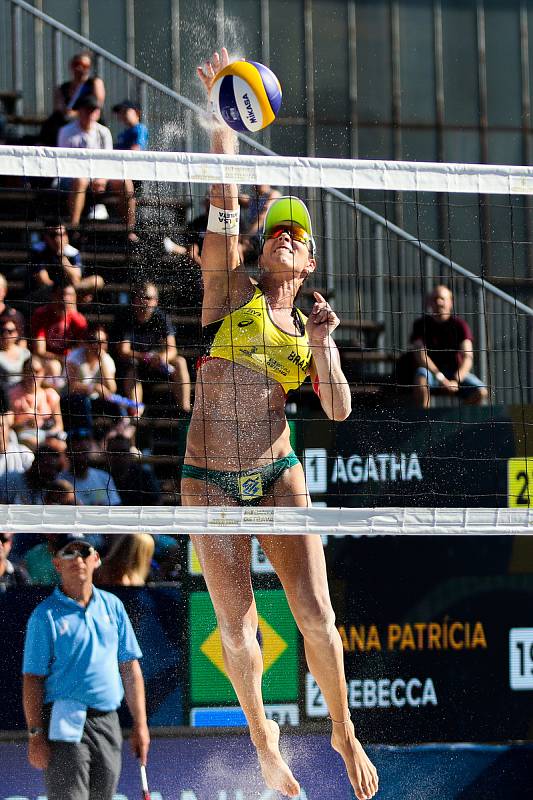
[190,590,298,703]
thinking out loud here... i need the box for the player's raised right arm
[197,49,249,324]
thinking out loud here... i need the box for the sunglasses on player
[264,224,312,248]
[57,544,95,560]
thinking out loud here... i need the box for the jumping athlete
[181,48,379,800]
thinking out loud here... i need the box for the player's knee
[218,614,257,653]
[296,595,336,641]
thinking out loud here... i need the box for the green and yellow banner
[190,590,298,703]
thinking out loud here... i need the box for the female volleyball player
[181,48,378,800]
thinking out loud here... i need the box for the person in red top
[31,283,88,383]
[411,284,488,408]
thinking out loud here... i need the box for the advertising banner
[301,406,515,506]
[316,536,533,742]
[2,735,532,800]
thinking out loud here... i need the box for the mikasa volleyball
[211,60,282,132]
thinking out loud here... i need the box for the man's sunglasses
[264,224,311,247]
[57,544,95,560]
[0,533,13,544]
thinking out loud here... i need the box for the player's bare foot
[253,719,300,798]
[331,719,379,800]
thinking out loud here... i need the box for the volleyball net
[0,144,532,534]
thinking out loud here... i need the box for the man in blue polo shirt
[22,534,150,800]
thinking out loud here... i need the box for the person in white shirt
[58,95,137,241]
[0,411,34,477]
[66,322,117,401]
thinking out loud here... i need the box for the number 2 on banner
[305,673,327,717]
[507,458,533,507]
[509,628,533,689]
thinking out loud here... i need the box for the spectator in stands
[0,272,26,342]
[29,224,104,303]
[0,531,31,589]
[58,95,137,241]
[62,431,122,506]
[39,50,106,146]
[66,321,117,402]
[63,321,130,434]
[113,100,149,151]
[96,533,156,586]
[3,438,68,505]
[43,479,77,506]
[31,282,88,382]
[410,285,488,408]
[0,408,34,478]
[106,435,161,506]
[10,356,64,449]
[0,316,30,386]
[24,534,62,586]
[113,281,191,412]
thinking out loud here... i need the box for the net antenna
[0,145,532,535]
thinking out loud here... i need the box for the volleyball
[211,60,282,132]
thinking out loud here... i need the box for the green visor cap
[263,196,316,254]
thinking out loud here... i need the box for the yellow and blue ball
[211,60,282,133]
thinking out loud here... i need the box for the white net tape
[3,145,533,193]
[0,505,531,535]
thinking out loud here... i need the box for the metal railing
[2,0,533,405]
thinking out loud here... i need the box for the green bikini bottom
[182,451,300,505]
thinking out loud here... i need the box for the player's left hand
[306,291,340,344]
[131,722,150,766]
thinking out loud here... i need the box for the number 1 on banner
[304,449,328,493]
[507,458,533,507]
[509,629,533,689]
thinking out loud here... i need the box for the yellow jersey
[201,286,312,394]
